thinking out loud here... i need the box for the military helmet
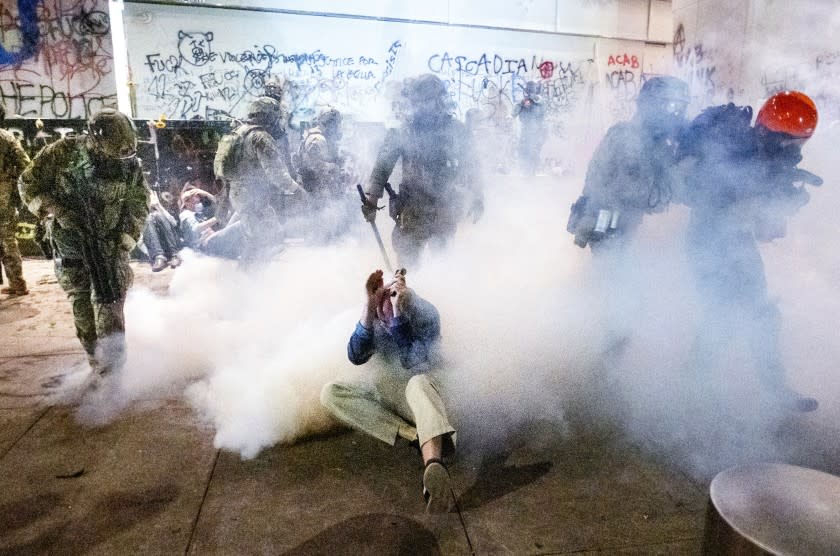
[317,106,342,129]
[87,108,137,159]
[756,90,818,139]
[638,76,690,104]
[404,74,447,103]
[247,96,282,125]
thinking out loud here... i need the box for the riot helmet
[247,96,283,136]
[402,74,450,124]
[316,107,342,140]
[755,91,817,162]
[636,76,690,135]
[756,90,817,140]
[87,108,137,159]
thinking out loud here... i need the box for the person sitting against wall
[142,190,182,272]
[179,187,243,260]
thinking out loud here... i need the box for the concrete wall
[0,0,674,127]
[152,0,672,42]
[118,0,674,160]
[673,0,840,121]
[0,0,118,119]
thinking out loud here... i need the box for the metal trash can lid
[710,463,840,555]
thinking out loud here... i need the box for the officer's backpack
[213,124,259,180]
[295,128,325,176]
[680,103,755,159]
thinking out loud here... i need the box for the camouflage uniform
[368,116,480,265]
[299,126,343,198]
[0,128,31,292]
[19,135,149,373]
[226,125,299,245]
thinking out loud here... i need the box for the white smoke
[71,2,840,474]
[66,154,838,477]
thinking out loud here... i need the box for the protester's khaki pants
[321,370,456,448]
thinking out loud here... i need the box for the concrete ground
[1,259,834,555]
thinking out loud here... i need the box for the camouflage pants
[54,252,132,374]
[0,205,25,288]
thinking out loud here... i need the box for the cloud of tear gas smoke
[73,158,837,473]
[77,241,387,457]
[78,11,838,472]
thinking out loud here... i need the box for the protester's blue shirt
[178,210,200,249]
[347,296,440,371]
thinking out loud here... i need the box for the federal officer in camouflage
[362,74,483,266]
[19,108,149,379]
[218,96,305,257]
[299,107,345,198]
[0,102,32,296]
[297,107,354,242]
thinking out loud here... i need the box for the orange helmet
[755,91,818,139]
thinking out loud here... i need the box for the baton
[357,184,393,273]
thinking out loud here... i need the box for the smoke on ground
[67,160,838,479]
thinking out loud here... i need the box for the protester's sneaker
[151,255,168,272]
[422,459,453,514]
[1,284,29,296]
[168,254,182,269]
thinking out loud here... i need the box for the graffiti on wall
[425,50,599,139]
[602,51,648,120]
[673,23,717,108]
[0,0,117,118]
[759,50,840,121]
[138,29,405,123]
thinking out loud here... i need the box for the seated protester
[320,269,457,514]
[180,188,243,260]
[179,187,217,248]
[142,190,182,272]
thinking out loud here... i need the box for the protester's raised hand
[390,270,410,317]
[366,269,385,304]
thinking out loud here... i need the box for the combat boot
[1,280,29,296]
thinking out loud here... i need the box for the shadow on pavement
[283,513,441,556]
[456,451,553,511]
[0,483,179,556]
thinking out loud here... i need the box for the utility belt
[567,195,621,248]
